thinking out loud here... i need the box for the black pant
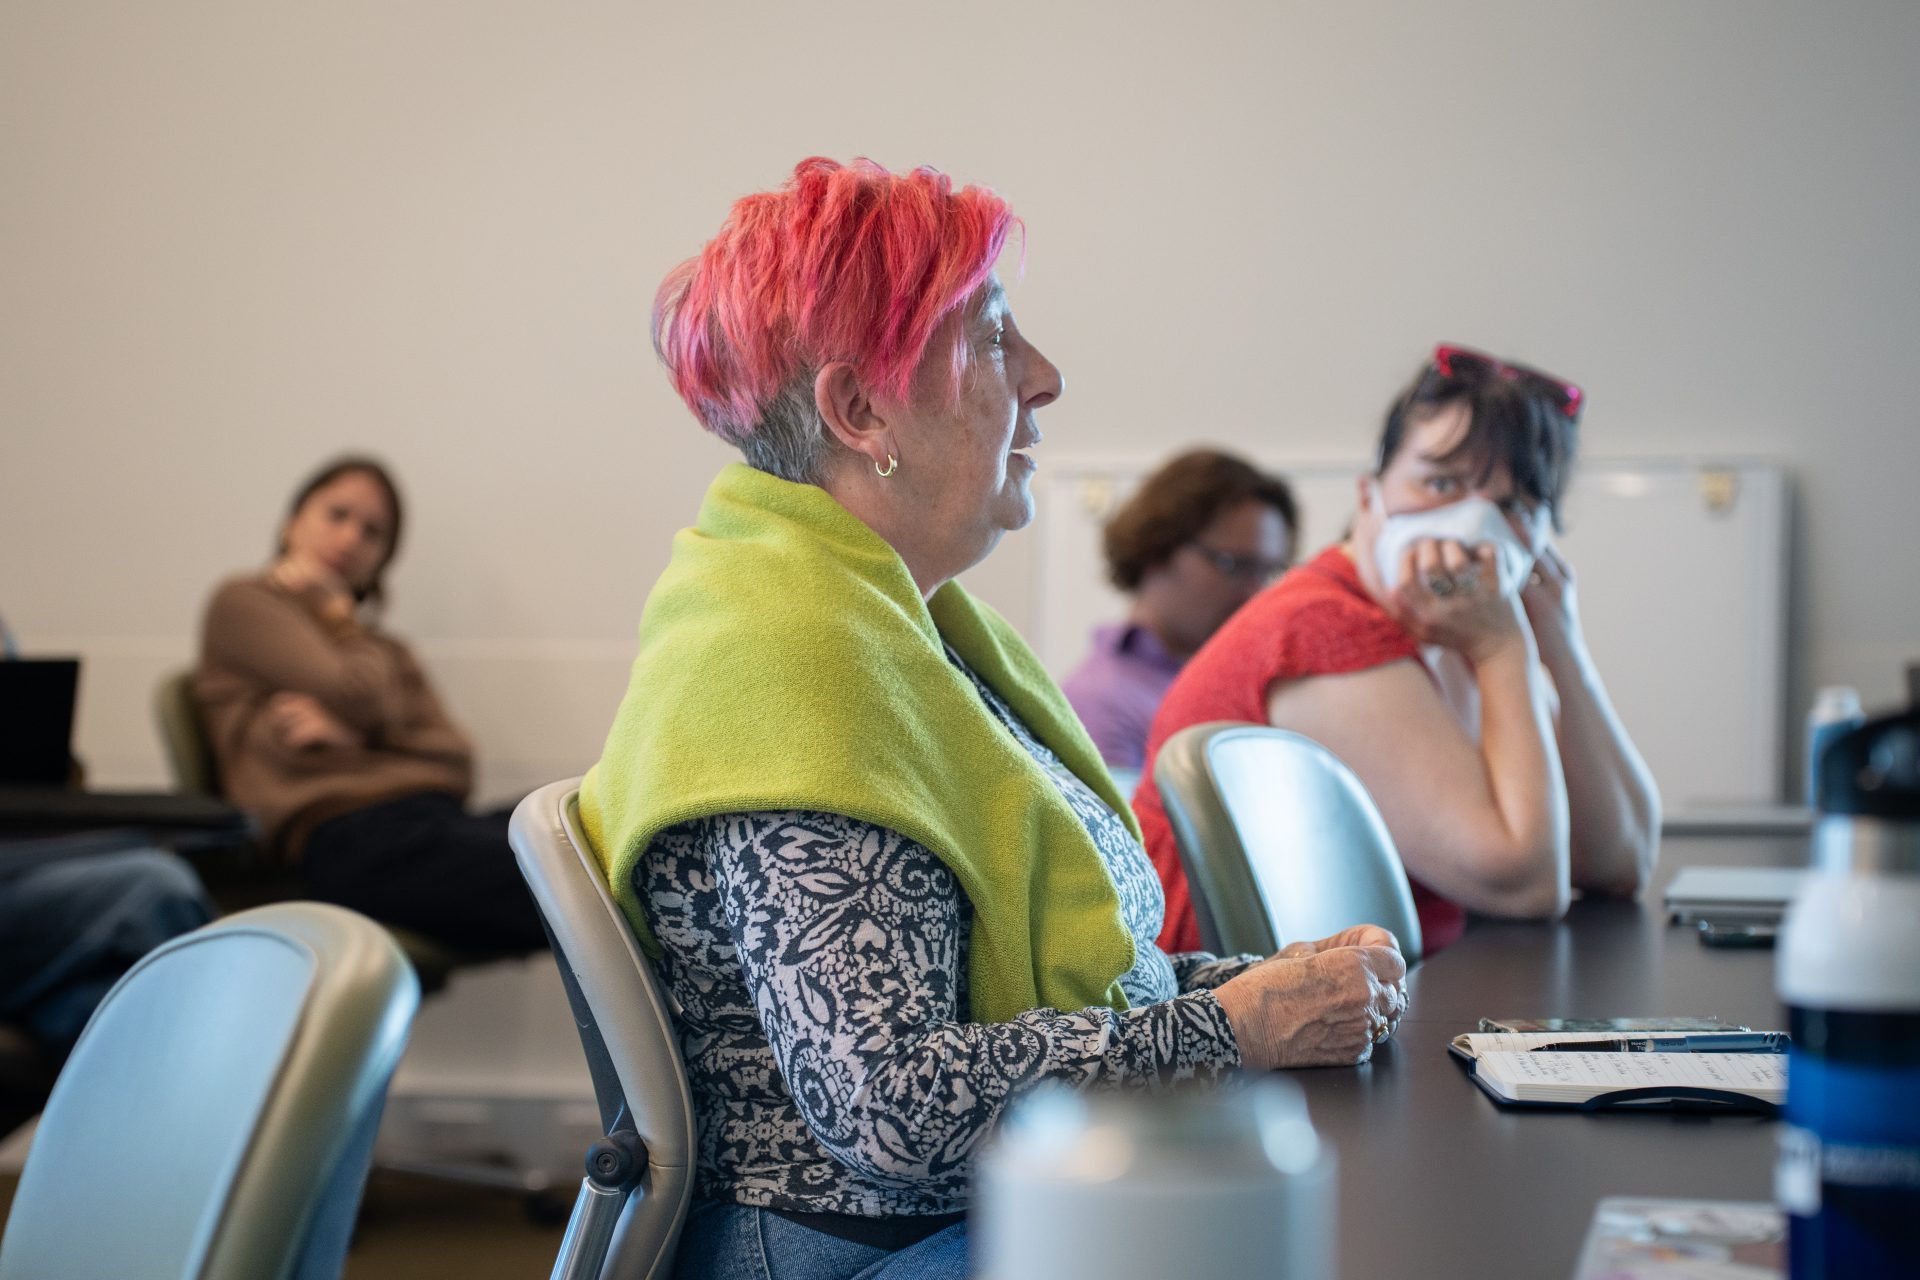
[302,792,548,952]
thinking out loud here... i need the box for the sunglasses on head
[1430,343,1584,422]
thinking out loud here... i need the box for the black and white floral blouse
[638,649,1259,1218]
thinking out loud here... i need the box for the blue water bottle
[1776,709,1920,1277]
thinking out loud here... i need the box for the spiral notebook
[1451,1033,1786,1112]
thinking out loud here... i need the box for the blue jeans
[0,848,213,1052]
[673,1202,970,1280]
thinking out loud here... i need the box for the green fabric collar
[580,463,1138,1022]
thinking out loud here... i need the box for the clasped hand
[1389,539,1528,665]
[267,691,362,751]
[1214,925,1410,1070]
[269,553,358,629]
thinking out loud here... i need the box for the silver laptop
[1663,866,1807,924]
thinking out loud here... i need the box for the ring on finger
[1427,575,1455,597]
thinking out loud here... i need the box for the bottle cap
[1810,686,1863,722]
[1817,709,1920,820]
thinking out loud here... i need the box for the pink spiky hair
[652,157,1018,442]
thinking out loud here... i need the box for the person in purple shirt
[1062,449,1298,769]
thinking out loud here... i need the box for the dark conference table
[1293,833,1808,1279]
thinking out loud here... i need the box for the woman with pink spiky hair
[581,158,1407,1279]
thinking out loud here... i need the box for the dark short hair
[1376,357,1580,530]
[279,455,405,605]
[1103,449,1298,592]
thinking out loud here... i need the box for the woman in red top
[1135,345,1660,955]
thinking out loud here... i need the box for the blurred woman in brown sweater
[194,456,545,950]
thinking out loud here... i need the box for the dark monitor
[0,658,81,786]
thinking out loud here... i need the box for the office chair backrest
[155,669,220,798]
[509,779,696,1280]
[0,902,418,1280]
[1155,722,1423,960]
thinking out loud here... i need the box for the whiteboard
[1032,458,1789,815]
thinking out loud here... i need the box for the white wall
[4,1,1915,800]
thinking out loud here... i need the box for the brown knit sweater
[194,574,474,859]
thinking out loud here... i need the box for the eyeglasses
[1190,544,1290,583]
[1431,342,1584,422]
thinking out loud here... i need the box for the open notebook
[1451,1033,1786,1112]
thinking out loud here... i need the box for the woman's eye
[989,327,1006,349]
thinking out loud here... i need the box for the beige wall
[4,1,1915,798]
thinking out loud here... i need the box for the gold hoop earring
[875,453,898,478]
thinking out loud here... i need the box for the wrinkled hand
[1273,924,1402,959]
[267,691,362,751]
[1216,928,1410,1070]
[1390,538,1528,665]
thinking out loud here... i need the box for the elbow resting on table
[1580,833,1659,900]
[1468,843,1573,921]
[1574,793,1663,900]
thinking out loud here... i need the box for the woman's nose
[1024,343,1064,409]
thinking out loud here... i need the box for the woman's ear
[1344,474,1390,548]
[1350,473,1387,581]
[1353,473,1385,527]
[815,363,895,473]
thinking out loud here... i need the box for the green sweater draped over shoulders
[579,463,1138,1022]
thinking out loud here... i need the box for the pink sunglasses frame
[1432,342,1584,421]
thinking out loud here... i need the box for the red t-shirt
[1132,545,1468,955]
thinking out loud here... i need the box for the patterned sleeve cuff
[1168,949,1266,992]
[1110,989,1244,1078]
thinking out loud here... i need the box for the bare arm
[1526,545,1660,896]
[1265,541,1571,919]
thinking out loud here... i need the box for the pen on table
[1530,1033,1790,1054]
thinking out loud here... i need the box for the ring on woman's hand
[1427,575,1455,597]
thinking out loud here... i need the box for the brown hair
[1103,449,1298,592]
[279,455,405,605]
[1376,356,1579,530]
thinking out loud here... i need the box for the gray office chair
[0,902,418,1280]
[509,779,696,1280]
[1155,722,1424,960]
[155,669,222,799]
